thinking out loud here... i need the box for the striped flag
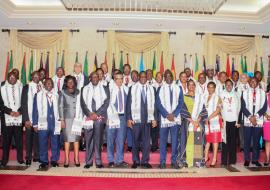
[171,54,176,80]
[215,55,220,75]
[159,52,164,74]
[45,52,50,78]
[119,51,124,72]
[83,51,89,76]
[226,54,231,77]
[4,52,10,80]
[61,50,65,69]
[139,52,144,72]
[126,53,129,65]
[240,55,244,74]
[9,51,13,73]
[152,51,157,77]
[203,55,207,74]
[39,53,44,69]
[21,52,27,85]
[194,53,199,80]
[244,56,248,73]
[94,53,98,71]
[260,57,264,77]
[231,57,235,76]
[111,53,116,74]
[28,51,34,81]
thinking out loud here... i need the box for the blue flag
[139,53,144,72]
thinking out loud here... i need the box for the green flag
[194,53,199,80]
[254,55,258,72]
[260,57,264,77]
[28,51,34,81]
[83,51,89,76]
[119,51,124,72]
[9,50,13,72]
[152,52,157,77]
[244,56,248,73]
[75,52,79,63]
[21,53,27,85]
[240,56,244,74]
[61,50,65,69]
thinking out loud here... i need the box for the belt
[118,114,125,116]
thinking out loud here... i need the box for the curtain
[107,31,169,73]
[204,33,263,74]
[10,29,69,77]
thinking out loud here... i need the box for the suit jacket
[21,84,30,123]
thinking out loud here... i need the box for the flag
[231,57,235,76]
[119,51,124,72]
[45,52,50,78]
[240,55,244,74]
[83,51,89,76]
[254,55,258,72]
[135,54,139,71]
[9,50,13,73]
[171,54,176,80]
[61,50,65,69]
[104,52,107,65]
[194,53,199,80]
[267,56,270,84]
[55,52,59,74]
[111,53,116,74]
[244,56,248,73]
[21,53,27,85]
[4,52,10,80]
[260,57,264,77]
[75,52,79,63]
[215,55,220,75]
[226,54,231,77]
[159,51,164,74]
[126,53,129,65]
[28,51,34,81]
[94,53,98,71]
[184,53,187,69]
[39,53,44,69]
[152,51,157,77]
[189,54,193,76]
[203,55,207,73]
[139,52,144,72]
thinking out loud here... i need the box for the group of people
[1,61,270,170]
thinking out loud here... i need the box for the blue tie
[169,85,173,106]
[142,86,146,103]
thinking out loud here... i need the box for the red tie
[253,89,256,104]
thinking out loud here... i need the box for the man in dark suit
[21,71,41,165]
[127,71,157,169]
[81,71,109,169]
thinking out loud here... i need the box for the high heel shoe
[74,160,80,167]
[210,160,217,168]
[64,160,69,168]
[205,158,210,163]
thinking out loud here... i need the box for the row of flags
[4,50,270,86]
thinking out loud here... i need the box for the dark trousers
[1,125,23,165]
[178,122,188,161]
[85,121,105,165]
[243,126,262,162]
[132,123,151,164]
[221,121,237,165]
[25,127,39,161]
[151,124,159,149]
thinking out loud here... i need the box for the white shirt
[221,91,240,122]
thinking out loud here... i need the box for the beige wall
[0,28,269,81]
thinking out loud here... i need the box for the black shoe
[96,164,104,169]
[264,162,269,166]
[244,160,250,167]
[131,162,139,169]
[171,163,180,169]
[141,163,152,169]
[74,161,80,167]
[108,162,114,168]
[64,164,69,168]
[151,147,158,152]
[39,163,48,169]
[33,158,40,162]
[84,164,93,169]
[127,147,132,152]
[159,163,166,169]
[25,160,31,166]
[51,161,59,167]
[18,160,25,165]
[116,161,129,168]
[252,161,262,167]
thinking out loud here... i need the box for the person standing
[127,71,157,169]
[32,78,61,169]
[263,91,270,166]
[156,70,183,169]
[0,72,23,166]
[52,67,65,94]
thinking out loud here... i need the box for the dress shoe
[39,163,48,169]
[252,161,262,167]
[141,163,152,169]
[244,161,250,167]
[171,163,180,169]
[74,160,80,167]
[209,164,216,168]
[64,164,69,168]
[96,164,104,169]
[151,147,158,152]
[25,160,32,166]
[84,164,93,169]
[108,162,114,168]
[159,163,166,169]
[51,161,59,167]
[116,161,129,168]
[18,160,25,165]
[264,162,269,166]
[33,158,40,162]
[131,162,139,169]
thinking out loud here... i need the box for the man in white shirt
[101,63,112,83]
[52,67,65,94]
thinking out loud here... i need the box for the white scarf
[74,72,85,90]
[70,90,84,135]
[204,93,220,134]
[159,83,182,128]
[107,84,128,128]
[124,75,132,87]
[179,82,188,95]
[188,94,204,132]
[131,83,155,123]
[27,82,40,123]
[195,82,207,96]
[152,80,163,90]
[82,82,107,129]
[36,90,60,134]
[104,73,112,82]
[52,75,64,93]
[1,82,22,126]
[243,87,266,127]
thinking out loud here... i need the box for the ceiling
[1,0,270,34]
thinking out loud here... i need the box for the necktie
[169,85,173,106]
[125,76,129,86]
[253,89,256,105]
[12,86,15,105]
[57,78,61,92]
[118,87,123,112]
[142,86,146,103]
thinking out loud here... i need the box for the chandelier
[61,0,227,15]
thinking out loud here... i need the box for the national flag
[240,55,244,74]
[126,53,129,65]
[215,55,220,75]
[139,52,144,72]
[226,54,231,77]
[45,52,50,78]
[9,50,13,73]
[119,51,124,72]
[184,53,187,69]
[171,54,176,80]
[55,52,59,74]
[231,57,235,76]
[28,51,34,81]
[203,55,207,74]
[194,53,199,80]
[244,56,248,73]
[61,50,65,69]
[4,52,10,80]
[260,57,264,77]
[159,51,164,74]
[83,51,89,76]
[111,53,116,74]
[75,52,79,63]
[267,56,270,84]
[94,53,98,71]
[152,51,157,77]
[189,54,193,76]
[104,52,107,65]
[254,55,258,72]
[39,53,44,69]
[21,52,27,85]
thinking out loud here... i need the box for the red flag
[4,52,10,80]
[104,52,107,65]
[171,54,176,80]
[159,51,164,74]
[226,54,231,77]
[126,53,129,65]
